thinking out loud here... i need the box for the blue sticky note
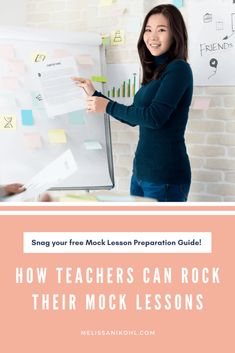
[21,110,34,125]
[68,110,85,125]
[173,0,183,8]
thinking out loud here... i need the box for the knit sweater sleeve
[106,60,193,129]
[93,90,112,100]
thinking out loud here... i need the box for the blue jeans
[130,174,190,202]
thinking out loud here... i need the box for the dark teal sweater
[94,56,193,184]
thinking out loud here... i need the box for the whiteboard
[188,0,235,86]
[0,26,114,190]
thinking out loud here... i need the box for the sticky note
[68,111,85,125]
[173,0,183,8]
[0,114,16,130]
[53,49,70,58]
[8,60,25,75]
[91,75,107,83]
[31,52,47,63]
[77,55,94,65]
[192,97,211,110]
[101,35,111,46]
[99,0,116,6]
[24,133,42,149]
[21,110,34,125]
[0,44,15,59]
[84,140,102,150]
[31,91,44,108]
[60,194,97,202]
[111,7,127,17]
[48,129,67,144]
[111,30,125,45]
[1,77,19,90]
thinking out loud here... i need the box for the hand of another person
[4,183,26,195]
[86,96,109,113]
[39,193,54,202]
[72,77,96,96]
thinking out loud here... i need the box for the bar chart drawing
[108,72,137,98]
[106,64,140,104]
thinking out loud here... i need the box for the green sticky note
[91,75,107,83]
[102,36,110,46]
[21,110,34,125]
[68,111,85,125]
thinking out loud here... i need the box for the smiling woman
[143,13,173,58]
[73,4,193,202]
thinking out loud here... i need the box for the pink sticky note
[1,77,19,90]
[23,133,42,149]
[192,97,211,110]
[8,60,25,75]
[77,55,94,65]
[0,44,15,59]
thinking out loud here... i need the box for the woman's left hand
[86,96,109,113]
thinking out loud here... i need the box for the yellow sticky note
[0,114,16,130]
[48,129,67,144]
[31,52,47,63]
[91,75,107,83]
[111,30,125,45]
[99,0,116,6]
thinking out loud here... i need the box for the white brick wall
[26,0,235,201]
[0,0,26,25]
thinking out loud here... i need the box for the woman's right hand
[72,77,96,96]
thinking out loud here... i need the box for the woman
[73,4,193,202]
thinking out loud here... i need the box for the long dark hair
[138,4,188,84]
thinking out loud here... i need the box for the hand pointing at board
[72,77,109,113]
